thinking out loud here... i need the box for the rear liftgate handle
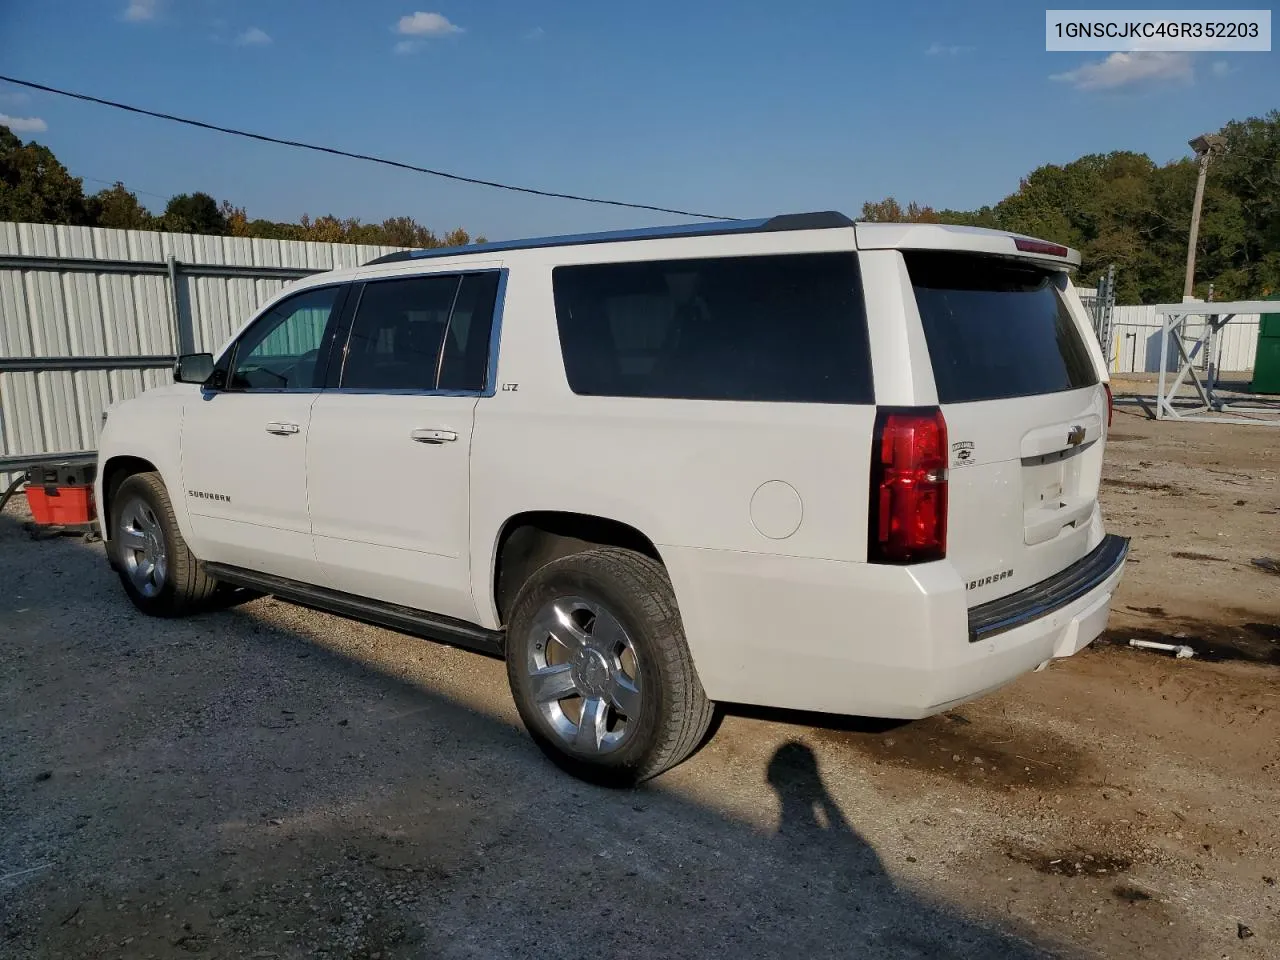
[410,428,458,444]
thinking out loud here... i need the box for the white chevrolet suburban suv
[96,212,1128,784]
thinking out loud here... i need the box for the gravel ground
[1,401,1277,959]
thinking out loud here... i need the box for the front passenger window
[229,286,342,391]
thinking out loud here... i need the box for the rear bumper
[969,535,1130,643]
[663,533,1128,720]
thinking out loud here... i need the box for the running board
[204,563,506,658]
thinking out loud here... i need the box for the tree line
[860,110,1278,305]
[3,111,1278,303]
[0,125,484,249]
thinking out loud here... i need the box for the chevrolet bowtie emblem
[1067,425,1086,446]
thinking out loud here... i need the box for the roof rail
[362,211,854,265]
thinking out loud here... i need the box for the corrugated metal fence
[1106,305,1260,375]
[0,222,406,482]
[1076,285,1259,376]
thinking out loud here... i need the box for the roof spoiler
[853,222,1082,268]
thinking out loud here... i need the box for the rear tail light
[869,407,948,564]
[1104,383,1114,429]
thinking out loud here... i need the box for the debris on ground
[1251,557,1280,576]
[1129,639,1196,659]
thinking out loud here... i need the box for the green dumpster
[1253,296,1280,395]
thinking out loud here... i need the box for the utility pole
[1183,133,1225,300]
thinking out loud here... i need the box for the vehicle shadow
[0,513,1063,959]
[721,701,909,735]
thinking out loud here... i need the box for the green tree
[0,125,91,225]
[856,112,1280,304]
[860,198,904,222]
[378,215,439,247]
[88,181,154,230]
[1211,110,1280,296]
[935,206,999,229]
[220,200,250,237]
[161,192,228,235]
[860,198,941,223]
[296,213,348,243]
[242,219,304,240]
[991,163,1088,252]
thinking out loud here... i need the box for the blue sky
[0,1,1275,239]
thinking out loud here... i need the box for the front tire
[505,547,714,786]
[110,472,218,617]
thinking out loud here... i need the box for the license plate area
[1023,447,1092,545]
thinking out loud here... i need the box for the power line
[84,177,169,201]
[0,75,739,222]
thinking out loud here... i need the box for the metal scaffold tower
[1154,299,1280,426]
[1091,265,1117,361]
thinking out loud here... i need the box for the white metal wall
[1105,304,1260,375]
[0,222,406,482]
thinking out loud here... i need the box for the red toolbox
[25,463,97,526]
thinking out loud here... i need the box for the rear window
[906,252,1099,404]
[552,253,873,404]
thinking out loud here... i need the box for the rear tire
[505,547,714,786]
[110,472,218,617]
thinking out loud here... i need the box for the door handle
[410,428,458,444]
[265,421,300,435]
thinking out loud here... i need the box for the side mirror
[174,353,215,385]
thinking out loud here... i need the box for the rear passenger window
[339,273,501,392]
[438,273,500,392]
[906,252,1099,404]
[552,253,873,404]
[340,275,459,390]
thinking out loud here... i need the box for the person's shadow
[768,739,857,838]
[767,739,885,880]
[765,740,1047,958]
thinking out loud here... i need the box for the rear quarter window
[906,252,1099,404]
[552,252,873,404]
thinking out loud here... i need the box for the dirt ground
[1,389,1277,959]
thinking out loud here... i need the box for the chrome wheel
[117,497,168,598]
[525,596,643,754]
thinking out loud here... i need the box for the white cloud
[1050,51,1193,91]
[122,0,158,22]
[1130,22,1240,53]
[525,26,546,41]
[1211,59,1233,77]
[926,42,972,56]
[396,12,463,36]
[393,40,418,55]
[235,27,272,46]
[0,113,48,133]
